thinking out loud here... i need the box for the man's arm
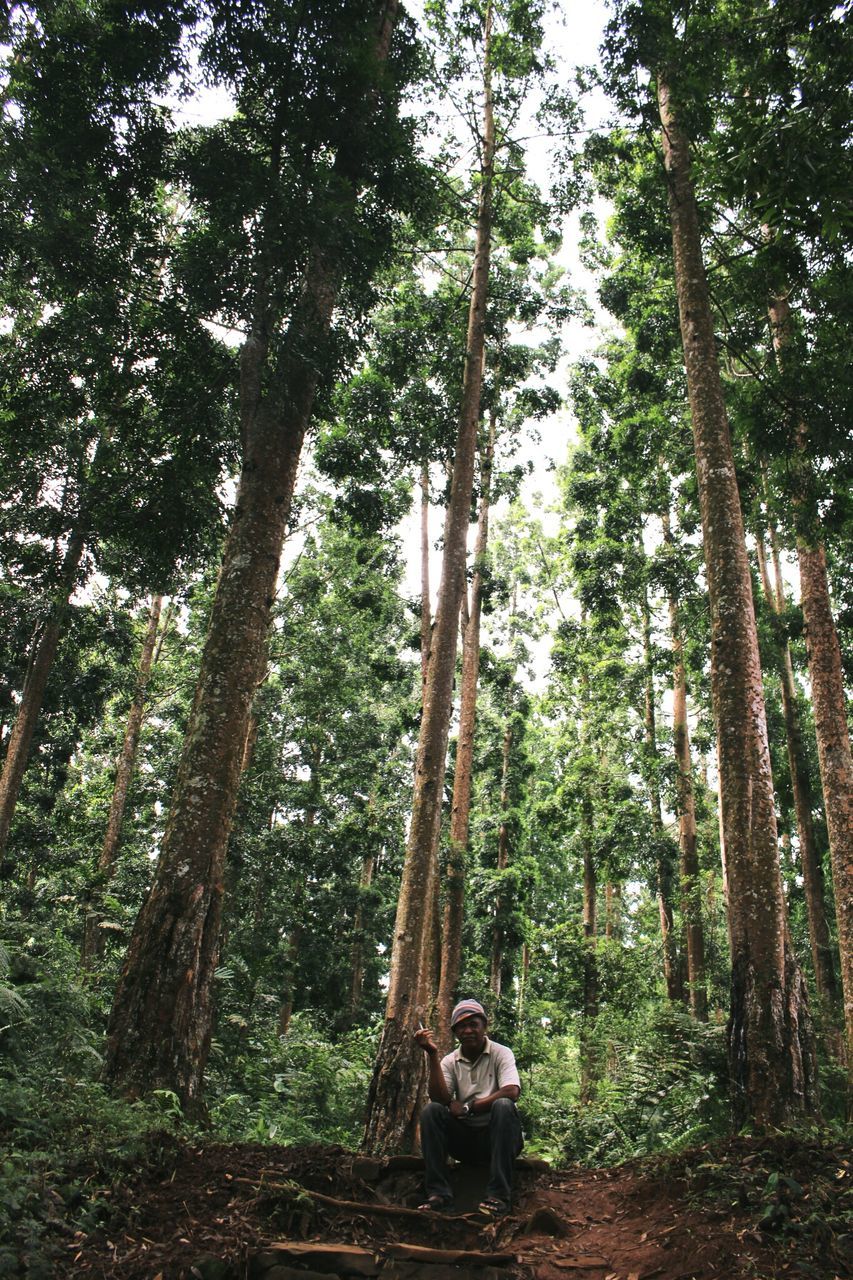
[470,1043,521,1114]
[468,1083,520,1115]
[414,1027,452,1105]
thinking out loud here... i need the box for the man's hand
[448,1100,468,1118]
[414,1026,438,1056]
[416,1027,452,1105]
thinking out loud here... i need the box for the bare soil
[52,1134,852,1280]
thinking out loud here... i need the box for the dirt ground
[52,1133,852,1280]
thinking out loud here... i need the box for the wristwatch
[461,1103,471,1116]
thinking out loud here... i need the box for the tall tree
[363,0,498,1152]
[362,0,559,1149]
[82,594,167,966]
[103,0,427,1107]
[644,5,815,1123]
[662,512,708,1020]
[0,1,232,861]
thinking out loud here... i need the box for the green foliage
[208,1013,378,1147]
[0,933,187,1277]
[560,1004,730,1165]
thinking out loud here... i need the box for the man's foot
[417,1194,454,1212]
[478,1197,509,1217]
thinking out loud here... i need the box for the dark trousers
[420,1098,523,1205]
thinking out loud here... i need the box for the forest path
[55,1134,851,1280]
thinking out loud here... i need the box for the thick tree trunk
[767,291,852,1087]
[755,534,838,1009]
[657,71,816,1125]
[102,1,400,1110]
[663,514,707,1020]
[0,527,85,854]
[82,595,164,967]
[642,593,683,1002]
[436,417,494,1049]
[363,6,494,1154]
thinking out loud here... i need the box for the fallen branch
[232,1178,482,1223]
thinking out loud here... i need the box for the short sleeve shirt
[439,1037,521,1128]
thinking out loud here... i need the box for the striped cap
[450,999,487,1028]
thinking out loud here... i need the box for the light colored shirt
[440,1037,521,1128]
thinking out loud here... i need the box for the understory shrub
[206,1010,378,1146]
[560,1003,731,1165]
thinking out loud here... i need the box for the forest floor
[49,1132,851,1280]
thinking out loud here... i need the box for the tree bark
[642,591,683,1002]
[604,881,622,940]
[767,290,852,1087]
[349,850,376,1022]
[82,594,164,967]
[436,414,494,1049]
[488,716,513,1002]
[102,1,401,1109]
[362,4,494,1154]
[663,513,707,1020]
[795,536,851,1077]
[0,526,85,854]
[579,802,598,1104]
[420,459,431,692]
[755,532,838,1009]
[657,70,816,1125]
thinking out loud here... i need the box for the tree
[103,0,427,1108]
[646,5,816,1124]
[363,0,498,1152]
[362,0,554,1152]
[0,0,234,859]
[81,595,168,966]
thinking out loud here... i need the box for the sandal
[417,1194,453,1212]
[478,1196,509,1217]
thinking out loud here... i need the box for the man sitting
[413,998,523,1217]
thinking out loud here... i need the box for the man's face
[454,1013,487,1057]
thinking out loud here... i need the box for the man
[413,998,523,1216]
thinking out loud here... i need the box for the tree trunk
[657,70,816,1125]
[767,290,852,1089]
[604,881,622,940]
[579,804,598,1104]
[362,4,494,1154]
[755,533,839,1010]
[420,459,431,692]
[278,923,302,1037]
[663,513,707,1020]
[0,526,85,854]
[102,1,400,1110]
[436,414,494,1049]
[349,850,376,1021]
[488,716,513,1002]
[642,592,683,1002]
[82,594,164,967]
[517,940,530,1021]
